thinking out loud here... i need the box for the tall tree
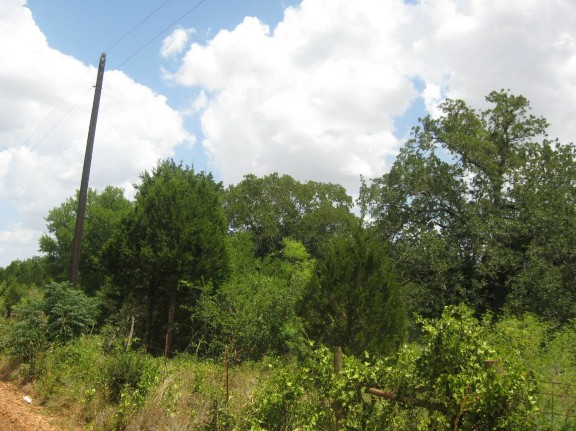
[362,91,576,321]
[224,173,356,258]
[104,160,229,353]
[300,222,407,356]
[39,186,132,294]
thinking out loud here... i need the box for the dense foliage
[39,186,132,295]
[1,281,97,361]
[103,160,230,353]
[0,91,575,430]
[361,91,576,321]
[300,222,407,356]
[224,173,355,258]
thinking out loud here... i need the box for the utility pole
[70,52,106,287]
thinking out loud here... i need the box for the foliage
[39,186,132,294]
[361,90,576,321]
[1,298,48,362]
[0,256,49,288]
[192,237,314,360]
[402,305,537,430]
[300,222,407,356]
[0,281,26,318]
[489,314,576,430]
[0,306,565,431]
[0,281,98,361]
[224,173,356,258]
[103,159,230,353]
[31,335,160,430]
[42,281,99,342]
[249,306,537,431]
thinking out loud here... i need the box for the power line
[115,0,210,69]
[105,0,174,53]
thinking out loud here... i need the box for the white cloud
[160,27,195,59]
[0,1,191,266]
[410,0,576,141]
[0,223,41,264]
[164,0,576,194]
[166,4,416,191]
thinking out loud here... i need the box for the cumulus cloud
[164,0,576,193]
[160,27,195,59]
[410,0,576,143]
[165,5,415,190]
[0,1,191,266]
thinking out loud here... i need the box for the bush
[0,281,98,363]
[42,281,99,342]
[248,306,538,431]
[1,299,49,362]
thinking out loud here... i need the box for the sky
[1,0,576,267]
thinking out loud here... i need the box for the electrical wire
[115,0,210,69]
[105,0,174,53]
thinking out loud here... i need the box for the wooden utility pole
[70,52,106,287]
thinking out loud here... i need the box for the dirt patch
[0,380,62,431]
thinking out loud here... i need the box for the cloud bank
[164,0,576,191]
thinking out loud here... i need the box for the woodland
[1,91,576,430]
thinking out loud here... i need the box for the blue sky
[1,0,576,266]
[26,0,301,172]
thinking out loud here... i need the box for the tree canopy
[361,90,576,321]
[103,160,230,353]
[224,173,356,258]
[39,186,132,294]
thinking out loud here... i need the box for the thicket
[0,306,574,430]
[0,91,575,429]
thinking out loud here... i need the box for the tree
[362,91,576,320]
[104,160,229,354]
[300,222,407,356]
[193,237,314,359]
[39,186,132,294]
[224,173,356,258]
[0,257,49,288]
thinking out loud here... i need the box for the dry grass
[122,357,265,430]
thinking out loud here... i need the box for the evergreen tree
[300,223,407,356]
[104,159,229,353]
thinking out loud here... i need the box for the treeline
[1,90,576,359]
[0,90,575,429]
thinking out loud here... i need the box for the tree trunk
[164,285,177,358]
[145,282,156,351]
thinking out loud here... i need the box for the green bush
[33,336,160,429]
[248,306,538,431]
[42,281,99,342]
[2,299,48,362]
[0,281,99,363]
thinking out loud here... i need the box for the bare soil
[0,380,61,431]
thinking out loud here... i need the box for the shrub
[0,281,98,363]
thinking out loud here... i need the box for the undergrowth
[0,307,574,430]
